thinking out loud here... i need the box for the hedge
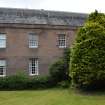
[0,74,57,90]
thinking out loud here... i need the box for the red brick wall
[0,24,77,76]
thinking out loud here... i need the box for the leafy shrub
[57,80,70,88]
[0,48,72,90]
[0,73,28,90]
[27,76,56,89]
[0,74,57,90]
[70,11,105,90]
[49,48,71,83]
[49,59,67,82]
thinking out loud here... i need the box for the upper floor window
[29,58,39,76]
[58,34,66,48]
[0,33,6,48]
[29,33,38,48]
[0,60,6,77]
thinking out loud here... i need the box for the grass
[0,88,105,105]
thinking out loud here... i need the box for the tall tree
[70,11,105,89]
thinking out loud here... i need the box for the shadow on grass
[62,85,105,97]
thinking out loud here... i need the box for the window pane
[0,39,6,48]
[0,34,6,48]
[0,60,6,66]
[29,33,38,48]
[29,58,39,75]
[0,67,3,75]
[58,34,66,48]
[0,60,6,76]
[0,34,6,39]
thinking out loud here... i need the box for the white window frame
[29,33,38,48]
[0,60,6,77]
[58,34,66,48]
[29,58,39,76]
[0,33,6,48]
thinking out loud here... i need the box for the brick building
[0,8,87,77]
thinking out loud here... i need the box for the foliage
[70,11,105,90]
[49,59,67,82]
[26,76,56,89]
[49,48,71,83]
[0,48,71,90]
[57,80,70,88]
[0,73,56,90]
[0,73,28,89]
[63,48,71,74]
[87,10,105,27]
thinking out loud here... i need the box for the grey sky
[0,0,104,13]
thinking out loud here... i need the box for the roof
[0,8,88,26]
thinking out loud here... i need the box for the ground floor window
[0,60,6,77]
[29,58,39,75]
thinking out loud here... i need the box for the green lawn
[0,88,105,105]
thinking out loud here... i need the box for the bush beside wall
[0,49,71,90]
[49,48,71,84]
[0,74,57,90]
